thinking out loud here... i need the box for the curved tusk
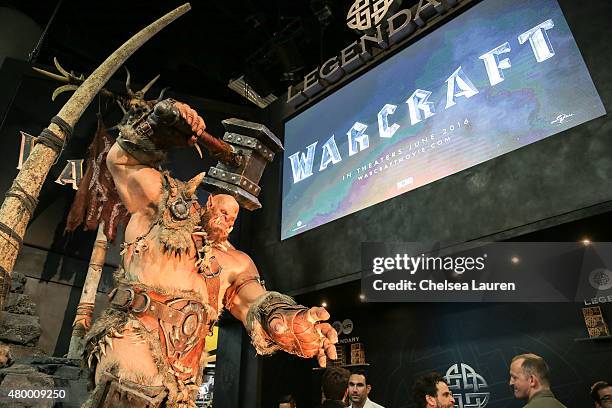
[116,98,127,114]
[124,66,134,97]
[56,3,191,128]
[194,143,203,158]
[139,74,160,96]
[32,67,70,83]
[53,57,71,78]
[155,86,170,102]
[51,84,79,101]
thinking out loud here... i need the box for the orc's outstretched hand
[267,305,339,367]
[241,290,338,368]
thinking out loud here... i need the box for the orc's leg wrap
[246,291,322,358]
[83,371,167,408]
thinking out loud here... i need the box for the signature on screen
[551,113,575,124]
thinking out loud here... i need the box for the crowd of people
[278,353,611,408]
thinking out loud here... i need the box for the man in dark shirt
[318,367,351,408]
[509,353,567,408]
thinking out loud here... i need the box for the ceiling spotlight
[359,294,366,301]
[228,75,278,109]
[511,256,520,264]
[321,301,328,308]
[581,238,591,246]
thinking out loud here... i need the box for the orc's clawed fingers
[307,306,330,324]
[175,101,206,136]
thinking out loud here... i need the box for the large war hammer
[146,100,284,210]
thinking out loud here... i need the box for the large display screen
[281,0,605,240]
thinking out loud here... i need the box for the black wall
[262,293,612,408]
[249,0,612,296]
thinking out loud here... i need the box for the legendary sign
[347,0,400,31]
[288,0,460,105]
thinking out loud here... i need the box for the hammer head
[202,118,283,210]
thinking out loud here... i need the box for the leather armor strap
[108,286,192,328]
[192,232,221,314]
[116,125,166,167]
[223,272,262,310]
[206,275,220,315]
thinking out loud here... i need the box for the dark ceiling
[4,0,388,106]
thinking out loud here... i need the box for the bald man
[509,354,566,408]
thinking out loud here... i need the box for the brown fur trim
[152,173,201,256]
[83,309,190,406]
[83,309,128,365]
[65,118,129,242]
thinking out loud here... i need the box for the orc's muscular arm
[106,143,161,215]
[224,255,338,367]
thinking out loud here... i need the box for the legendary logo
[347,0,397,31]
[288,0,460,105]
[445,363,490,408]
[342,319,354,334]
[589,268,612,291]
[332,321,343,334]
[332,319,355,335]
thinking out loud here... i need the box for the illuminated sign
[281,0,605,239]
[288,0,462,105]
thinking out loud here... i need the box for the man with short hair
[591,381,612,408]
[411,372,455,408]
[348,369,385,408]
[509,353,567,407]
[318,367,350,408]
[278,394,297,408]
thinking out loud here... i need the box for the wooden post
[67,221,108,359]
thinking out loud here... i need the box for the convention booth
[0,0,610,407]
[248,0,612,406]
